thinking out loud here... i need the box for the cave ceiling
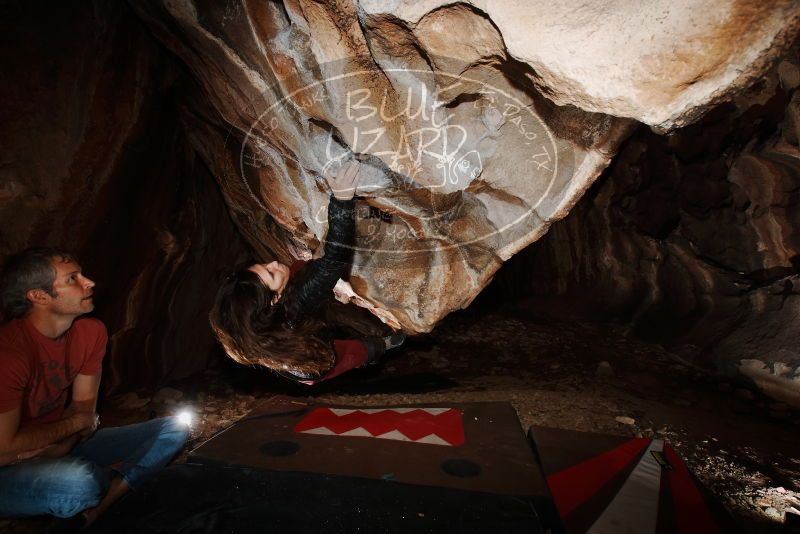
[129,0,800,333]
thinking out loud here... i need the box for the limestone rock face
[130,0,796,333]
[363,0,800,131]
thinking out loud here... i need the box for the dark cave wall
[485,51,800,405]
[3,0,799,405]
[0,1,247,392]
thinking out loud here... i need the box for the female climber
[209,160,406,384]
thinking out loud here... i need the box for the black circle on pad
[440,459,481,477]
[259,440,300,457]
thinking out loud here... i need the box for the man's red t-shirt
[0,317,106,427]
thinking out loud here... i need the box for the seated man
[0,247,189,529]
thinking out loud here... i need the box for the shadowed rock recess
[488,53,800,407]
[0,1,249,391]
[1,1,800,400]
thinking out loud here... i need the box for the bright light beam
[177,409,193,427]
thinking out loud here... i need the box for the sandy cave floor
[2,307,799,533]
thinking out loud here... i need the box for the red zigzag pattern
[293,407,465,446]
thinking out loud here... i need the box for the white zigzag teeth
[327,407,453,415]
[329,409,357,416]
[374,430,412,441]
[302,427,336,436]
[299,426,453,446]
[414,434,451,446]
[336,427,374,437]
[418,408,451,415]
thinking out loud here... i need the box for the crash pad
[93,396,557,533]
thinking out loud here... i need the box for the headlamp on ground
[176,409,194,428]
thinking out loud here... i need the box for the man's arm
[0,406,95,466]
[67,372,101,440]
[69,372,101,414]
[1,372,101,464]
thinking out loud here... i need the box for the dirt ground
[2,308,799,533]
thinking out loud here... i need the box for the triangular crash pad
[528,426,737,534]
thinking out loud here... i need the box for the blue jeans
[0,416,189,518]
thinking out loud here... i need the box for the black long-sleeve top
[282,196,355,328]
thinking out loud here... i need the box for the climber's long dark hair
[209,266,335,377]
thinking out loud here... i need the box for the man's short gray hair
[0,247,76,320]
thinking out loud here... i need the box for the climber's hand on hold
[325,160,361,201]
